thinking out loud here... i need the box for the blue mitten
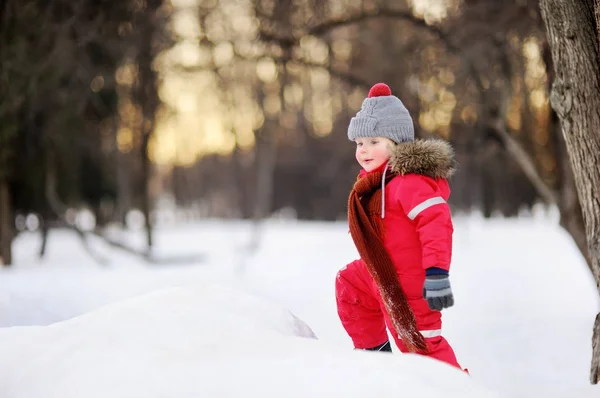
[423,268,454,311]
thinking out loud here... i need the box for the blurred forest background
[0,0,591,266]
[1,0,600,384]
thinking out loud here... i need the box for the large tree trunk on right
[540,0,600,385]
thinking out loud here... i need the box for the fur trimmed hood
[389,139,456,179]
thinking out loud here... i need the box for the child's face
[354,137,394,172]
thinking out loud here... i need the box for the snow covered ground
[0,210,599,397]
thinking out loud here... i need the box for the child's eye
[356,142,363,147]
[370,140,379,145]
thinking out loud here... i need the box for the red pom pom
[368,83,391,97]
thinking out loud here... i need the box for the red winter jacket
[337,139,456,348]
[381,169,452,284]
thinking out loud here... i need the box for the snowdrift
[0,285,498,398]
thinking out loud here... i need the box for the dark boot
[363,341,392,352]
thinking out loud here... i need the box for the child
[335,82,463,369]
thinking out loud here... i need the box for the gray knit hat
[347,83,414,144]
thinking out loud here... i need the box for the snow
[0,211,599,397]
[0,286,487,398]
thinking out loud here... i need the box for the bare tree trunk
[0,177,12,266]
[596,2,600,49]
[231,128,252,219]
[555,117,591,266]
[114,115,131,226]
[540,0,600,384]
[252,103,278,222]
[39,211,49,258]
[543,42,593,268]
[249,96,278,251]
[251,1,292,223]
[140,133,153,249]
[0,0,12,267]
[133,1,163,251]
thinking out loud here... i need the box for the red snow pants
[335,259,461,369]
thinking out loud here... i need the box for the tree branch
[45,148,204,266]
[289,58,370,88]
[176,46,371,89]
[303,7,559,206]
[489,37,558,205]
[309,9,433,37]
[490,124,558,204]
[307,8,474,81]
[45,159,110,266]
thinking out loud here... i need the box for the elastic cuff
[425,267,449,276]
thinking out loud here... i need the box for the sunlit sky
[147,0,452,166]
[148,0,546,167]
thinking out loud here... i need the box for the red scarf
[347,167,428,353]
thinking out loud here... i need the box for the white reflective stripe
[380,161,390,219]
[407,196,446,220]
[420,329,442,338]
[397,329,442,340]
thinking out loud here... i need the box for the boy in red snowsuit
[336,82,463,369]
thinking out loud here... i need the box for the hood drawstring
[381,160,390,219]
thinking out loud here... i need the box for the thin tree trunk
[540,0,600,384]
[134,8,161,251]
[249,108,277,251]
[252,107,278,222]
[114,115,131,226]
[0,0,12,267]
[231,128,251,219]
[0,177,12,266]
[251,1,292,225]
[39,212,49,258]
[141,134,153,249]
